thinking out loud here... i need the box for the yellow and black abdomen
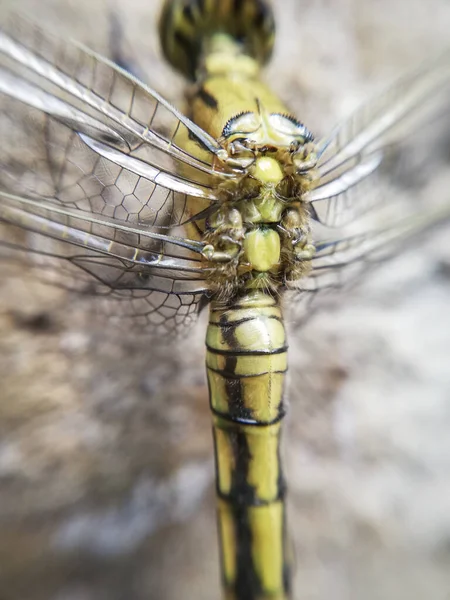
[159,0,275,79]
[206,290,291,600]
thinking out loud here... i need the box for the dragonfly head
[220,102,318,177]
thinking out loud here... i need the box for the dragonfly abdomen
[206,290,291,599]
[158,0,275,80]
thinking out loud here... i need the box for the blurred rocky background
[0,1,450,599]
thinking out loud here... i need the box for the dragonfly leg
[203,206,245,261]
[278,207,315,280]
[202,247,240,263]
[293,242,315,260]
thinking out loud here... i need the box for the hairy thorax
[180,36,319,300]
[202,153,316,299]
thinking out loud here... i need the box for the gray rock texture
[0,1,450,599]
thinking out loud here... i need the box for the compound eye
[222,112,260,138]
[269,113,314,143]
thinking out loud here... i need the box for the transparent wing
[0,191,212,335]
[285,197,450,325]
[0,14,236,230]
[306,51,450,227]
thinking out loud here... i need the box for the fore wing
[286,190,450,325]
[305,51,450,227]
[0,15,235,230]
[0,190,212,335]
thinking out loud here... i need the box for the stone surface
[0,1,450,599]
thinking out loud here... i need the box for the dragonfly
[0,1,450,599]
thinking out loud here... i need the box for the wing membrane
[286,199,450,324]
[0,191,211,334]
[0,15,237,229]
[306,52,450,227]
[0,14,222,334]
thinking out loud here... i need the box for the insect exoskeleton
[203,107,318,297]
[158,0,275,80]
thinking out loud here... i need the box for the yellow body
[189,45,289,139]
[188,56,295,599]
[1,1,447,600]
[206,291,290,599]
[159,1,310,598]
[178,33,314,297]
[243,228,281,272]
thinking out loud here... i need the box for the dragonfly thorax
[251,156,283,184]
[221,105,317,172]
[203,155,316,299]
